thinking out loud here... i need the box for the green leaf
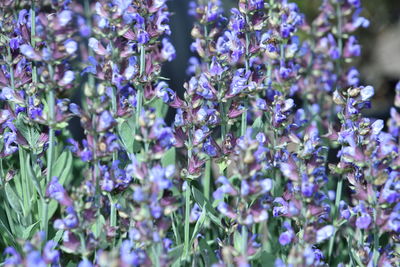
[259,251,275,263]
[251,116,264,138]
[198,239,218,265]
[53,229,64,244]
[189,205,207,247]
[191,187,223,229]
[52,150,70,178]
[4,183,23,215]
[22,221,40,239]
[161,147,176,167]
[26,154,44,199]
[218,161,228,174]
[150,98,169,119]
[14,114,40,149]
[118,120,141,154]
[65,261,77,267]
[233,230,242,253]
[91,214,106,239]
[169,244,184,267]
[0,209,16,246]
[48,150,73,219]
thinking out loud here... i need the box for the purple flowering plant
[0,0,399,266]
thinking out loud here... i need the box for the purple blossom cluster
[0,0,399,266]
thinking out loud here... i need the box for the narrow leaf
[189,205,207,247]
[161,147,176,167]
[4,183,23,215]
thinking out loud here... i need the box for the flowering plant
[0,0,399,266]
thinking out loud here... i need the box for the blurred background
[69,0,400,138]
[164,0,400,120]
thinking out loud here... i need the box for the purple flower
[213,176,237,200]
[26,251,46,267]
[316,225,334,243]
[58,10,73,26]
[260,179,273,193]
[80,142,93,162]
[4,247,21,265]
[151,203,162,218]
[88,38,109,56]
[186,56,200,75]
[10,38,20,50]
[78,259,93,267]
[114,0,131,15]
[64,39,78,55]
[155,81,175,103]
[203,137,218,157]
[156,11,172,35]
[356,213,371,229]
[371,119,384,135]
[161,38,176,62]
[3,131,18,156]
[249,0,264,10]
[18,9,29,25]
[133,187,146,202]
[193,126,209,145]
[279,231,293,246]
[54,206,79,229]
[102,177,114,192]
[20,44,40,60]
[137,29,150,44]
[348,0,361,8]
[347,68,359,86]
[344,36,361,58]
[388,203,400,232]
[228,69,249,96]
[230,9,245,33]
[97,111,115,132]
[46,177,73,206]
[43,241,60,264]
[59,71,75,86]
[190,203,202,222]
[301,179,315,198]
[360,85,374,101]
[279,65,292,79]
[217,202,236,219]
[280,24,292,39]
[210,56,226,76]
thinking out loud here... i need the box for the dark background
[164,0,400,118]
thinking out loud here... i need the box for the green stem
[152,245,161,267]
[372,192,379,266]
[328,177,343,260]
[184,180,191,259]
[43,65,55,241]
[171,213,181,245]
[108,86,117,228]
[139,44,145,78]
[1,161,15,235]
[136,87,143,131]
[133,45,145,155]
[242,225,248,258]
[6,47,15,91]
[372,217,379,266]
[204,158,211,200]
[108,193,116,227]
[18,149,30,221]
